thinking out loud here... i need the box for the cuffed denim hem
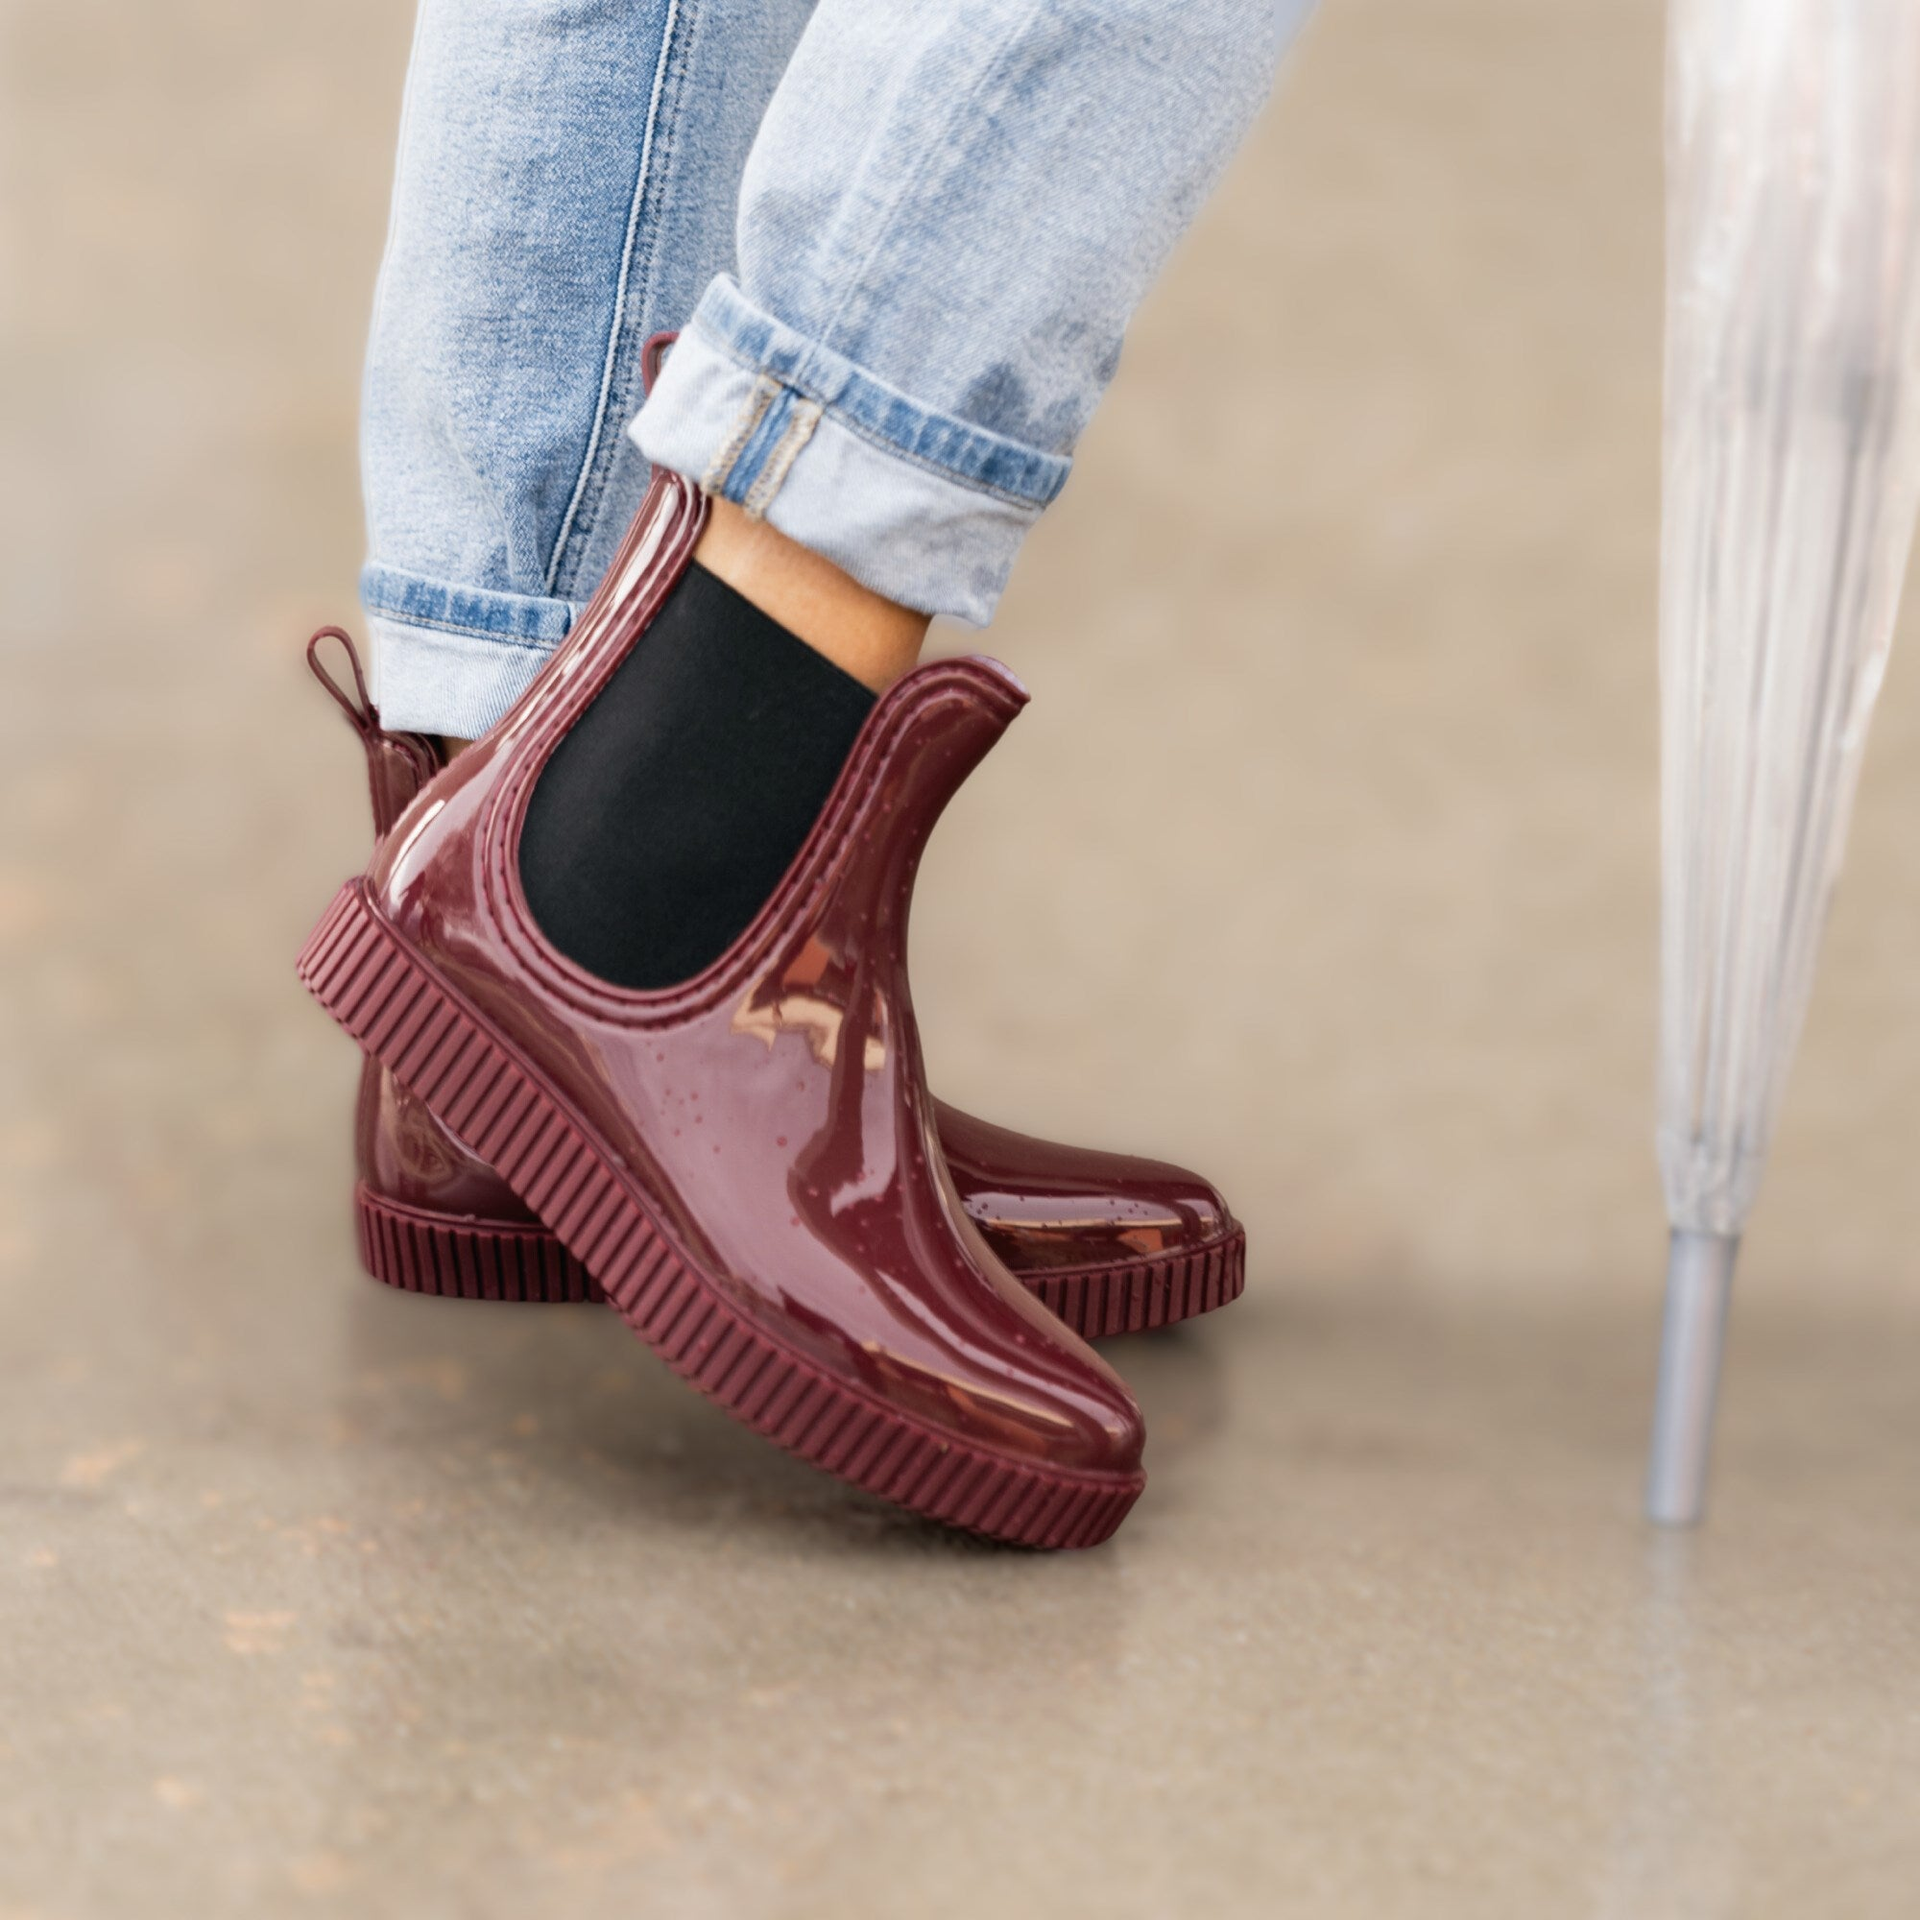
[629,277,1072,626]
[361,563,580,737]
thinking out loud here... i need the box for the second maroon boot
[299,471,1149,1546]
[309,635,1245,1342]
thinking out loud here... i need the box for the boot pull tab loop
[640,331,677,398]
[307,626,378,737]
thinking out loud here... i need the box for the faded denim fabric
[633,0,1311,624]
[362,0,814,735]
[365,0,1310,732]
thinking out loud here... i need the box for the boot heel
[354,1184,598,1303]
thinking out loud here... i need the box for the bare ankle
[692,495,929,692]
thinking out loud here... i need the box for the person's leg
[303,3,1311,1538]
[331,0,1255,1330]
[523,0,1312,989]
[636,0,1315,641]
[360,0,817,739]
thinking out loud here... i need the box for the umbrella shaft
[1646,1229,1740,1526]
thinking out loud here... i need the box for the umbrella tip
[1645,1229,1740,1526]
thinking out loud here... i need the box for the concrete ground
[5,0,1920,1914]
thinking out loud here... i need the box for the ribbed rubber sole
[300,880,1143,1548]
[1021,1230,1245,1339]
[356,1185,598,1304]
[356,1182,1244,1338]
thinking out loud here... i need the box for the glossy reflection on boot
[299,471,1153,1545]
[309,629,1246,1340]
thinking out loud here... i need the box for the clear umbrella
[1651,0,1920,1524]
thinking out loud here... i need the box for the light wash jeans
[364,0,1312,737]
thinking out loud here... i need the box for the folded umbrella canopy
[1651,0,1920,1523]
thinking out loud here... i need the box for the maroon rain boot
[308,638,1245,1342]
[299,471,1149,1546]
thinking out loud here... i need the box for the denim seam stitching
[542,0,684,595]
[743,398,823,517]
[688,279,1070,499]
[362,563,576,638]
[720,383,799,500]
[550,4,696,600]
[686,316,1055,513]
[703,376,779,495]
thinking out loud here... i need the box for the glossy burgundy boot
[309,635,1245,1340]
[298,471,1146,1546]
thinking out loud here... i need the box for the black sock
[519,561,877,990]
